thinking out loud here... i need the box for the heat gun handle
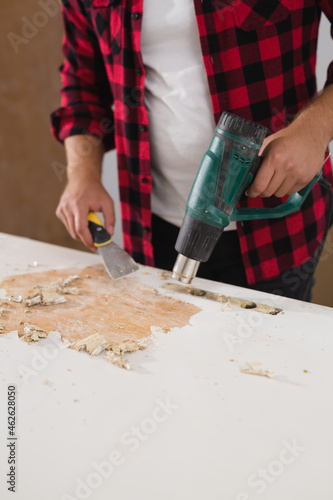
[230,170,322,221]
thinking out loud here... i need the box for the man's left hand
[246,86,333,199]
[246,122,326,198]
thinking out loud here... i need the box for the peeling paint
[240,363,275,379]
[64,334,144,370]
[24,288,67,307]
[22,323,48,343]
[65,333,108,356]
[106,340,144,370]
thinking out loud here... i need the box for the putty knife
[88,211,139,280]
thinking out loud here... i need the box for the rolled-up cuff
[50,103,115,152]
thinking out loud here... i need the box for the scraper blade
[88,211,139,280]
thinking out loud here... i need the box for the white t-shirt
[141,0,237,230]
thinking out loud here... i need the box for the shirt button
[136,68,143,76]
[132,12,140,20]
[139,125,146,132]
[143,226,150,233]
[141,177,148,184]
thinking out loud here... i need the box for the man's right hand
[56,135,115,251]
[56,177,115,251]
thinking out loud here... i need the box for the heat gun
[172,111,322,284]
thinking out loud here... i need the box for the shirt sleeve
[50,0,115,151]
[319,0,333,87]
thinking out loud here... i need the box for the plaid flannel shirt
[51,0,333,284]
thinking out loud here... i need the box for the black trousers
[151,214,315,302]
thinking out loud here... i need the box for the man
[51,0,333,301]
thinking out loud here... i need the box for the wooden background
[1,0,332,306]
[0,0,80,249]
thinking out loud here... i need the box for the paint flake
[241,362,275,379]
[64,334,142,369]
[106,340,144,370]
[10,296,22,303]
[65,333,108,356]
[25,292,42,307]
[24,288,66,307]
[22,323,48,343]
[39,275,80,295]
[27,261,39,268]
[22,276,81,308]
[40,290,67,305]
[221,300,231,311]
[106,351,131,370]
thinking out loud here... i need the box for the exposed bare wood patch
[0,265,200,367]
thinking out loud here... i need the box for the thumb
[101,197,115,235]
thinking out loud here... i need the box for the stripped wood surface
[0,265,200,346]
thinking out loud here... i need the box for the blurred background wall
[1,0,82,249]
[1,0,332,306]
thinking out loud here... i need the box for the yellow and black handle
[88,211,112,248]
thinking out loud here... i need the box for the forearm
[64,134,105,182]
[57,134,115,249]
[290,84,333,148]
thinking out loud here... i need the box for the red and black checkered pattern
[51,0,333,284]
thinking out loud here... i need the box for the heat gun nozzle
[172,254,200,284]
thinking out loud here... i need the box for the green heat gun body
[172,112,322,283]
